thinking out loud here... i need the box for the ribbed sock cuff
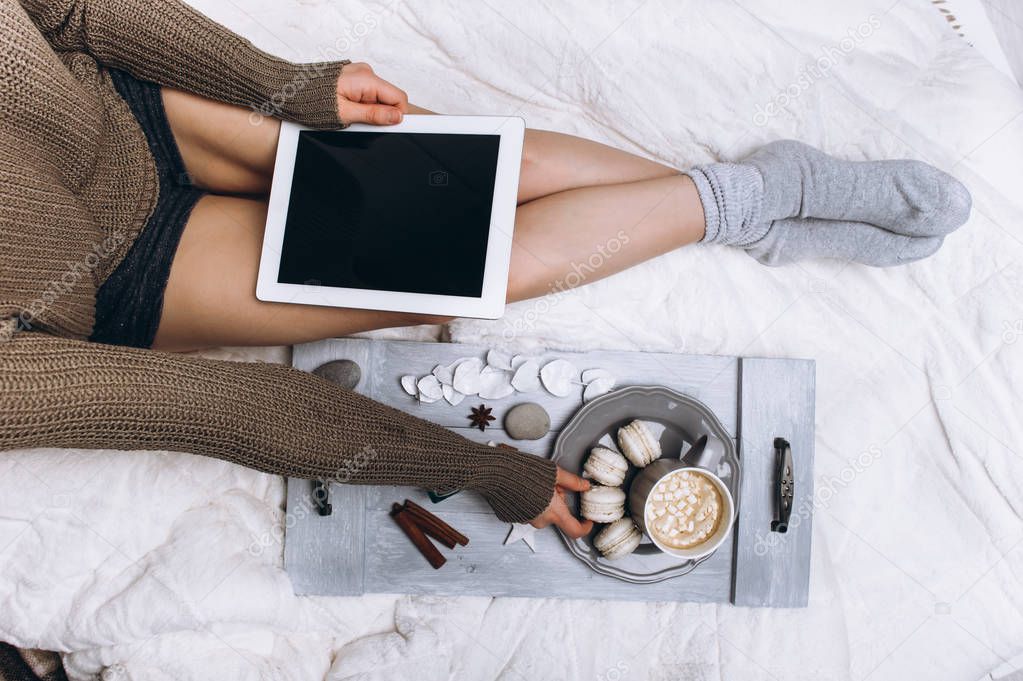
[685,162,768,247]
[685,167,721,244]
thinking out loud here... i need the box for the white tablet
[256,115,525,319]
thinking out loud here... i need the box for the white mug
[628,460,736,560]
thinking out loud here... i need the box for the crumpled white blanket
[1,1,1021,679]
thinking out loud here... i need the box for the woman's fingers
[555,467,591,492]
[339,100,403,126]
[529,487,592,539]
[554,498,593,538]
[553,467,591,537]
[336,62,407,126]
[528,466,592,536]
[372,76,410,113]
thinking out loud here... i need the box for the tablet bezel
[256,115,524,319]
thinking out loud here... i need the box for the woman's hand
[336,62,409,126]
[530,467,594,539]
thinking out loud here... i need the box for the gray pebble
[504,402,550,440]
[313,359,362,390]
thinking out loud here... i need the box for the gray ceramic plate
[552,385,741,583]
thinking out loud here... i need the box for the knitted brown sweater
[0,0,556,523]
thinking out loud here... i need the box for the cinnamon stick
[413,519,458,549]
[404,499,470,547]
[390,503,446,569]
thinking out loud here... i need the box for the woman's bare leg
[161,89,280,196]
[153,195,441,351]
[154,90,702,350]
[404,104,678,202]
[516,129,677,203]
[162,91,678,203]
[153,175,703,350]
[507,175,703,301]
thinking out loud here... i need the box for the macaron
[594,517,642,560]
[580,485,626,523]
[583,446,629,486]
[617,419,660,468]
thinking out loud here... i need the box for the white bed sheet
[1,1,1021,679]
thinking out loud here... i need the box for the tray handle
[771,437,793,533]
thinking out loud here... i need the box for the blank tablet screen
[277,130,501,298]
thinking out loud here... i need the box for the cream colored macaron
[580,485,626,523]
[583,446,629,486]
[593,517,642,560]
[617,419,660,467]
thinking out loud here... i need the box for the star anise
[468,404,496,431]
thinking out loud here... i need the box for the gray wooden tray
[285,339,815,607]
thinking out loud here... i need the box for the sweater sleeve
[0,332,557,523]
[18,0,348,128]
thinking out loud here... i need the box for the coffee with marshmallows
[645,469,723,549]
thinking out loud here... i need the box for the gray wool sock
[685,139,969,267]
[743,140,972,237]
[747,218,944,268]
